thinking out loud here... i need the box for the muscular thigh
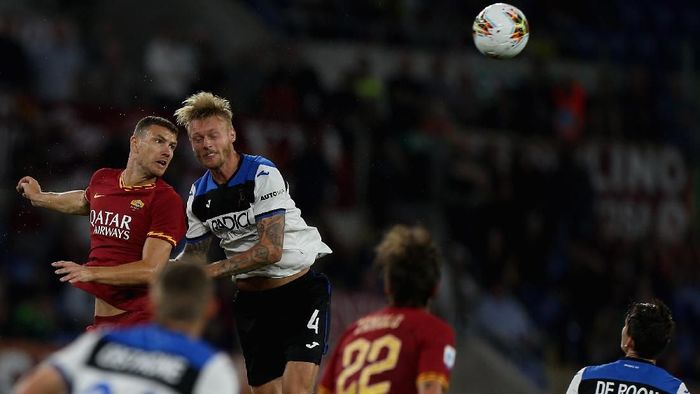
[235,271,331,387]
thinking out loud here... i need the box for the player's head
[129,116,179,178]
[151,262,215,332]
[375,224,440,308]
[621,299,675,360]
[134,115,179,138]
[174,92,236,170]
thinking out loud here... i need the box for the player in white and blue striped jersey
[174,92,332,394]
[15,263,239,394]
[566,299,688,394]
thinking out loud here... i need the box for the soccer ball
[472,3,529,59]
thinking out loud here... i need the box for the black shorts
[234,270,331,387]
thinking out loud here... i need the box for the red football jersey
[75,168,186,315]
[319,306,456,394]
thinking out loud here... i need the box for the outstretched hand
[52,261,95,283]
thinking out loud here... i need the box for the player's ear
[230,126,236,143]
[130,134,139,153]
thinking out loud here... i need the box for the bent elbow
[269,246,283,263]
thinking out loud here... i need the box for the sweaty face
[133,125,178,178]
[187,116,235,170]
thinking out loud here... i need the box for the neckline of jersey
[213,152,245,188]
[119,170,157,190]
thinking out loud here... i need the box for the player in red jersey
[16,116,186,330]
[318,225,456,394]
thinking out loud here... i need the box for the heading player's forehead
[143,124,178,144]
[188,115,231,135]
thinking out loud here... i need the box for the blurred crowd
[246,0,700,65]
[1,1,700,391]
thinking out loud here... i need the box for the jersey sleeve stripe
[417,372,450,390]
[147,231,177,247]
[255,208,286,220]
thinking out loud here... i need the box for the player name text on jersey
[593,381,661,394]
[92,342,188,384]
[353,314,405,335]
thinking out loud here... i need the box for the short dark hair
[375,225,440,308]
[625,299,675,359]
[134,116,179,137]
[154,263,212,322]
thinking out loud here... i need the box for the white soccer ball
[472,3,529,59]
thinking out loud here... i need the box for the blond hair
[375,225,440,307]
[174,91,233,129]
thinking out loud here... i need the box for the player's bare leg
[250,377,281,394]
[249,362,318,394]
[281,361,318,394]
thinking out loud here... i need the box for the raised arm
[206,213,285,278]
[53,237,174,285]
[17,176,89,215]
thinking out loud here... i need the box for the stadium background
[0,0,699,392]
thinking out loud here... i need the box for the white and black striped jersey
[566,358,688,394]
[185,154,332,279]
[48,324,239,394]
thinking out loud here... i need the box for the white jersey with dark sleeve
[185,153,332,279]
[47,324,239,394]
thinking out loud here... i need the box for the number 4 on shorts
[307,309,320,334]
